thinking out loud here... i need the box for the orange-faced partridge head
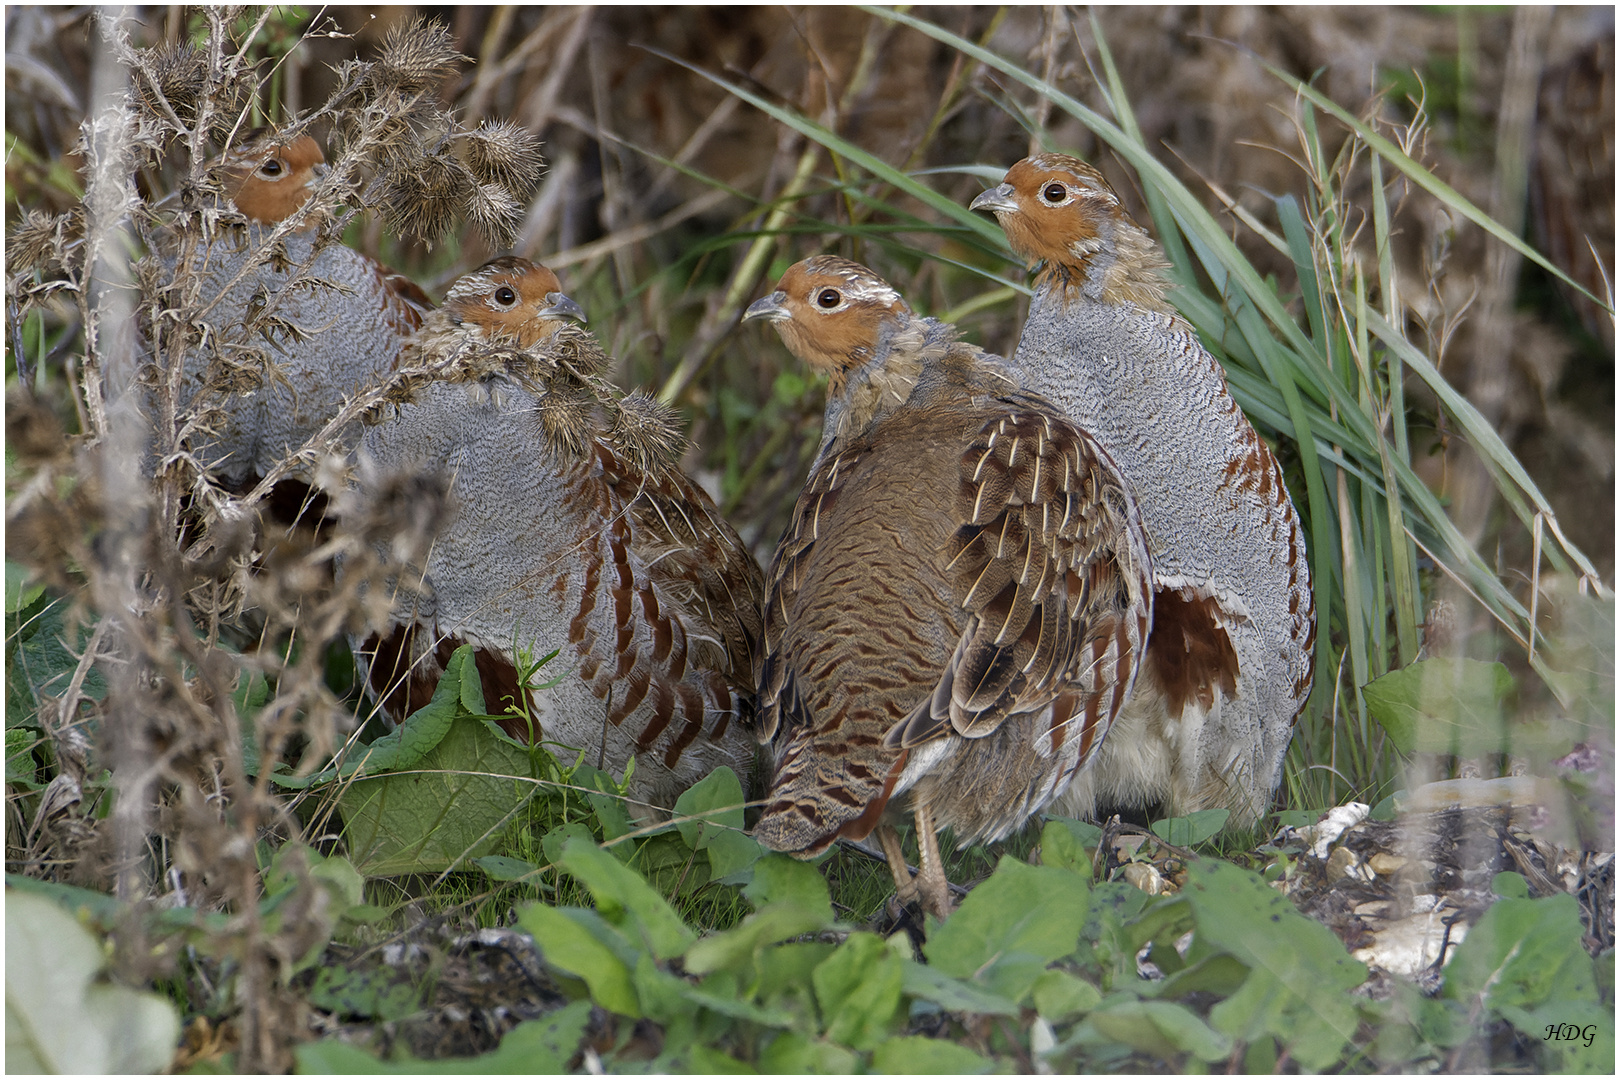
[973,154,1316,827]
[219,132,328,225]
[744,256,1152,917]
[157,129,432,508]
[357,257,765,811]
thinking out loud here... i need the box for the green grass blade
[1366,312,1609,594]
[1269,62,1611,313]
[645,46,1006,249]
[1087,10,1193,282]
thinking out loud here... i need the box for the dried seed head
[461,120,545,197]
[465,182,524,249]
[5,387,70,466]
[377,153,475,246]
[610,391,687,473]
[545,323,612,382]
[375,18,466,96]
[6,210,71,277]
[537,385,598,459]
[133,41,209,124]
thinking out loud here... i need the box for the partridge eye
[493,285,518,308]
[1041,182,1067,204]
[258,159,285,179]
[815,288,842,309]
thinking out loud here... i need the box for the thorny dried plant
[4,11,539,1070]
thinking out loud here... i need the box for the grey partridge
[356,257,765,810]
[743,256,1152,917]
[155,130,431,510]
[972,154,1316,827]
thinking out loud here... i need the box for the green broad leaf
[752,940,835,1016]
[682,901,832,977]
[1088,999,1234,1063]
[276,645,502,791]
[681,1045,752,1073]
[581,773,636,846]
[476,855,544,884]
[293,999,591,1073]
[5,890,181,1074]
[232,667,270,717]
[541,821,597,868]
[901,959,1021,1017]
[5,561,44,614]
[1041,817,1100,875]
[635,953,797,1028]
[743,853,834,922]
[1242,1035,1279,1074]
[1273,808,1331,829]
[1124,895,1194,955]
[1073,879,1152,978]
[812,932,904,1050]
[924,856,1090,1003]
[868,1035,994,1074]
[627,952,699,1029]
[1363,658,1515,756]
[336,712,538,875]
[486,1001,592,1072]
[1031,969,1102,1021]
[1151,809,1229,848]
[6,728,40,786]
[308,964,423,1021]
[1154,953,1251,1000]
[1186,861,1366,1071]
[517,903,640,1018]
[758,1031,859,1075]
[1369,794,1399,821]
[1492,871,1531,900]
[5,873,127,929]
[630,830,712,896]
[1497,999,1613,1073]
[1442,892,1598,1013]
[673,765,765,883]
[308,849,366,910]
[557,835,696,960]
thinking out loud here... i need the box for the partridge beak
[969,183,1018,215]
[312,162,331,181]
[540,292,587,324]
[743,291,790,323]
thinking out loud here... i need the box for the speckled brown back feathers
[745,258,1151,865]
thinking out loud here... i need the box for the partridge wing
[886,403,1152,755]
[611,448,767,689]
[754,445,863,744]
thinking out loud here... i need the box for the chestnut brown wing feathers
[607,447,765,691]
[888,403,1151,751]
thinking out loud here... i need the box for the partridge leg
[912,793,954,919]
[877,824,919,906]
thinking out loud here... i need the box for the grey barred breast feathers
[973,154,1315,827]
[744,256,1152,916]
[357,258,765,810]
